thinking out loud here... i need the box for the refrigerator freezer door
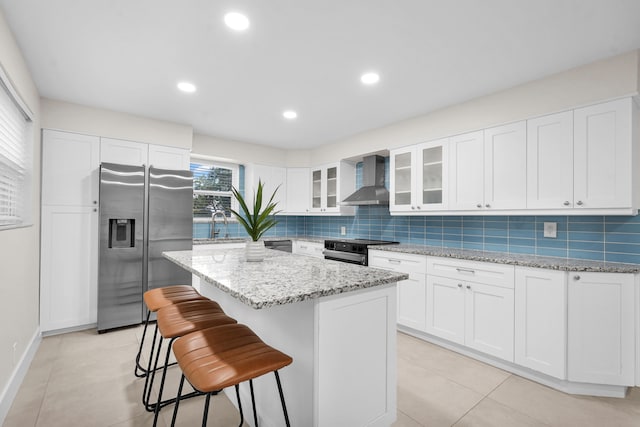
[98,163,145,331]
[147,167,193,294]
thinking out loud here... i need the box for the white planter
[245,241,266,262]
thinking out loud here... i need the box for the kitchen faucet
[211,210,229,239]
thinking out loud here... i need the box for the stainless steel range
[323,239,399,266]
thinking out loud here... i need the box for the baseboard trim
[0,328,42,425]
[41,322,96,337]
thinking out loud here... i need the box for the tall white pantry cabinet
[40,130,190,333]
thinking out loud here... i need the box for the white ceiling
[2,0,640,150]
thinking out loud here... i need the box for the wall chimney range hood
[341,155,389,206]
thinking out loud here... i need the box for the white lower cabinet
[515,268,567,379]
[368,251,427,331]
[40,205,99,332]
[426,257,515,362]
[293,240,324,258]
[568,272,635,386]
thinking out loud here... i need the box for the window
[191,159,239,220]
[0,64,33,230]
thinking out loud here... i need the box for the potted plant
[230,180,281,261]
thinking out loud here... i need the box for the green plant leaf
[230,180,280,241]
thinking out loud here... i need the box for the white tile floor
[4,327,640,426]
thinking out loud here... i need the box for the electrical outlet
[340,226,346,236]
[543,222,557,238]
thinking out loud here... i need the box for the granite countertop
[371,244,640,273]
[193,236,324,245]
[164,247,408,309]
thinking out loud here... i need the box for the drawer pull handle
[457,283,462,288]
[456,267,475,274]
[388,259,402,264]
[466,285,471,290]
[574,275,581,281]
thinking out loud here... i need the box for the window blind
[0,66,33,229]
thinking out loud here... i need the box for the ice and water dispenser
[108,219,135,248]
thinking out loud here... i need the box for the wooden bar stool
[169,324,293,427]
[136,285,208,378]
[147,300,237,416]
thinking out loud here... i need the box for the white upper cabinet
[390,138,448,212]
[100,137,148,166]
[148,144,190,170]
[244,164,287,213]
[41,130,100,206]
[449,130,485,210]
[527,111,574,209]
[449,123,527,211]
[573,98,633,210]
[484,121,527,209]
[309,162,355,215]
[285,168,310,214]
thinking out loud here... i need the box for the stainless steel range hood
[341,155,389,206]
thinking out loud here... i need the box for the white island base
[194,277,398,427]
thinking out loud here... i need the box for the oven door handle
[322,249,366,264]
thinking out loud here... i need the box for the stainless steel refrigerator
[97,162,193,332]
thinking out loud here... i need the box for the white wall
[41,98,193,149]
[0,7,42,422]
[310,49,640,164]
[192,133,288,166]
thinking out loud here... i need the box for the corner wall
[41,98,193,149]
[0,7,42,423]
[310,49,640,164]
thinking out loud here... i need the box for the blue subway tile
[568,250,604,262]
[536,247,567,257]
[537,239,567,249]
[605,233,640,244]
[426,238,443,247]
[485,243,508,252]
[509,237,535,247]
[509,245,536,255]
[568,221,604,232]
[568,240,604,252]
[485,236,508,245]
[567,231,604,242]
[605,242,640,254]
[568,215,604,223]
[605,252,640,264]
[604,222,640,233]
[463,242,484,250]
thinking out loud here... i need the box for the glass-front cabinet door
[390,138,448,213]
[390,147,416,212]
[417,138,448,210]
[326,166,338,209]
[311,168,322,211]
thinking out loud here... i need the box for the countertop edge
[369,244,640,273]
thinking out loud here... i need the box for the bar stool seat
[135,285,208,378]
[148,300,237,417]
[170,324,293,427]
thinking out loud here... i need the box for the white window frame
[0,63,34,230]
[190,156,239,223]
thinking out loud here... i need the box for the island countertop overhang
[163,247,408,309]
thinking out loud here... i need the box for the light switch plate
[340,226,346,235]
[543,222,557,238]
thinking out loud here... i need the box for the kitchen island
[164,246,408,427]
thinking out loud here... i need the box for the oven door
[323,249,366,265]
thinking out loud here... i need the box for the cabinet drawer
[426,257,514,289]
[368,250,427,274]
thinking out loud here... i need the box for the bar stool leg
[144,334,164,411]
[249,379,258,427]
[275,371,291,427]
[202,392,212,427]
[153,337,177,423]
[169,374,185,427]
[134,310,151,377]
[142,326,162,412]
[235,384,244,427]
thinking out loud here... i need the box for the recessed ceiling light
[283,110,297,120]
[224,12,250,31]
[177,81,196,93]
[361,72,380,85]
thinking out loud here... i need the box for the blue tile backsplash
[194,158,640,265]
